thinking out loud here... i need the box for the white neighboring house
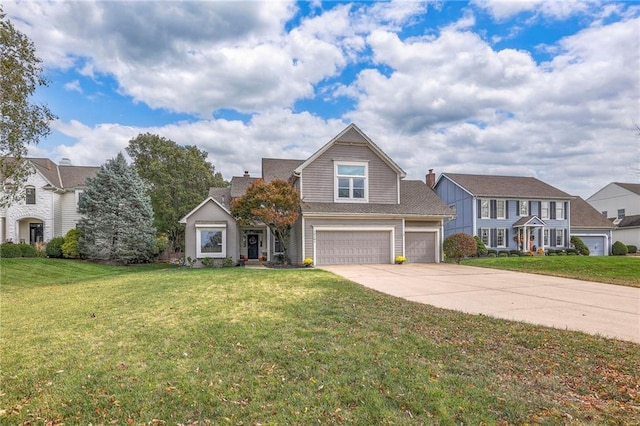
[587,182,640,247]
[0,158,99,244]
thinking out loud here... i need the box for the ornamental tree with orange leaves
[231,179,300,264]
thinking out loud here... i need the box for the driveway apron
[320,263,640,343]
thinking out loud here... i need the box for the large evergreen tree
[126,133,226,252]
[78,153,157,264]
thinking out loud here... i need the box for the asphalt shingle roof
[28,158,98,188]
[442,173,572,199]
[614,182,640,196]
[208,187,232,209]
[570,197,614,229]
[229,176,259,198]
[262,158,304,182]
[618,214,640,228]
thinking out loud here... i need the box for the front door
[247,234,259,259]
[29,223,43,244]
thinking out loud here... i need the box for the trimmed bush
[612,241,628,256]
[487,249,497,256]
[0,243,22,258]
[570,236,590,256]
[498,252,509,257]
[487,253,497,258]
[46,237,66,258]
[17,243,38,257]
[474,236,488,257]
[509,250,520,255]
[566,248,577,255]
[62,229,83,259]
[443,233,477,264]
[627,245,637,254]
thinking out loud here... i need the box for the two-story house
[0,158,99,244]
[587,182,640,247]
[434,173,575,253]
[180,124,454,265]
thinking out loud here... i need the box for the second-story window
[519,200,528,216]
[541,201,549,219]
[617,209,625,219]
[496,200,506,219]
[25,186,36,205]
[480,199,490,218]
[556,202,565,220]
[335,162,368,202]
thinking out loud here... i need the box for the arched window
[25,186,36,205]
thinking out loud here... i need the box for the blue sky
[5,0,640,198]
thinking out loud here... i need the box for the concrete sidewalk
[320,263,640,343]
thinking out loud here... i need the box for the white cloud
[63,80,82,93]
[473,0,595,21]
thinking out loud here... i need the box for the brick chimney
[243,171,250,177]
[426,169,436,188]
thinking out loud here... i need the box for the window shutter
[506,229,509,247]
[506,200,510,219]
[490,200,497,219]
[490,228,497,247]
[564,202,568,220]
[538,201,542,217]
[550,202,556,220]
[528,201,533,216]
[550,229,556,246]
[477,199,481,219]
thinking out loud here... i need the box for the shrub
[566,248,577,255]
[17,243,38,257]
[474,236,488,257]
[612,241,628,256]
[46,237,66,258]
[443,233,477,264]
[487,249,497,256]
[303,257,314,267]
[570,236,590,256]
[498,252,509,257]
[627,245,637,254]
[62,229,83,259]
[487,253,497,258]
[509,250,520,256]
[394,255,406,265]
[0,243,21,258]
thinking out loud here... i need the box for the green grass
[462,255,640,287]
[1,258,639,424]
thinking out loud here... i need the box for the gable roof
[440,173,573,199]
[302,180,453,217]
[293,123,406,178]
[614,182,640,196]
[570,196,614,229]
[208,186,232,208]
[27,158,99,189]
[179,196,233,223]
[513,215,546,227]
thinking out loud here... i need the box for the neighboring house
[180,124,454,266]
[570,196,614,256]
[587,182,640,247]
[434,173,576,253]
[0,158,99,244]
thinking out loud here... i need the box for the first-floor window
[496,228,506,247]
[196,226,226,258]
[543,229,549,246]
[555,228,564,247]
[274,236,283,253]
[480,228,490,246]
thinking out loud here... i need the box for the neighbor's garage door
[579,236,607,256]
[406,232,436,263]
[316,231,391,265]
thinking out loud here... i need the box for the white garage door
[579,236,607,256]
[316,231,391,265]
[406,232,436,263]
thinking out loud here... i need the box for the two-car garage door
[315,230,437,265]
[316,231,391,265]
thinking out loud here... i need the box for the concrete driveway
[320,263,640,343]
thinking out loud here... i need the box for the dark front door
[30,223,44,244]
[247,234,259,259]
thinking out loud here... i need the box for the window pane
[201,230,222,253]
[337,165,365,176]
[481,200,489,218]
[353,188,364,198]
[519,200,528,216]
[338,178,350,198]
[497,229,505,246]
[353,178,364,189]
[26,187,35,204]
[497,200,505,218]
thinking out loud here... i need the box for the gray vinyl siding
[184,200,238,262]
[300,143,399,204]
[303,217,403,260]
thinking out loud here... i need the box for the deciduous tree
[443,233,478,264]
[78,153,157,264]
[231,179,300,264]
[126,133,226,252]
[0,7,56,206]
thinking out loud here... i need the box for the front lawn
[1,258,639,424]
[461,255,640,287]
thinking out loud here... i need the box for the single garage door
[406,232,436,263]
[578,236,607,256]
[316,231,391,265]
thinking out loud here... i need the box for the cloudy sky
[5,0,639,198]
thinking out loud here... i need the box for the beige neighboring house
[0,158,99,244]
[180,124,455,266]
[587,182,640,247]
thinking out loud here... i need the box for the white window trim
[25,185,36,205]
[543,228,549,246]
[496,199,506,219]
[556,201,564,220]
[195,224,227,258]
[519,200,528,216]
[555,228,565,247]
[480,227,490,246]
[541,201,549,220]
[496,228,507,248]
[334,161,368,203]
[480,199,490,219]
